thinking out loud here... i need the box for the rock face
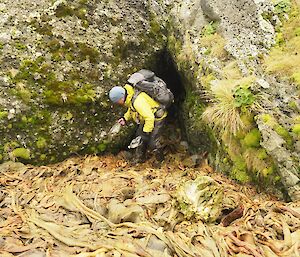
[167,0,300,200]
[0,0,299,200]
[0,0,165,164]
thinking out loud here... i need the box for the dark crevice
[153,50,186,105]
[152,49,186,134]
[152,49,216,155]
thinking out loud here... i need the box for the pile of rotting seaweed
[0,153,299,257]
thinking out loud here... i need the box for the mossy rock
[292,124,300,134]
[275,125,293,146]
[12,148,31,160]
[243,128,261,148]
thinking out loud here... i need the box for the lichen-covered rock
[176,176,223,222]
[257,114,300,201]
[166,0,300,200]
[0,0,166,164]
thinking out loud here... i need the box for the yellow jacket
[123,84,167,133]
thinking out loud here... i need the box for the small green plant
[202,21,218,36]
[0,111,8,119]
[202,78,257,136]
[273,0,292,15]
[233,86,255,109]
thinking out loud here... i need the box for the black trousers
[135,119,165,161]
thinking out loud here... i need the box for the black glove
[140,131,150,143]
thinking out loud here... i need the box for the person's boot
[131,143,146,165]
[153,148,164,168]
[123,151,133,161]
[155,148,164,162]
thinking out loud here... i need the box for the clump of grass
[202,77,257,136]
[200,33,228,59]
[198,21,228,59]
[222,61,243,80]
[202,82,244,135]
[264,43,300,75]
[243,148,268,173]
[264,3,300,80]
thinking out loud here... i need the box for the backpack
[127,69,174,109]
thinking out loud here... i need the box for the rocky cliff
[166,0,300,201]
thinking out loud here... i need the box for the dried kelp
[0,156,299,257]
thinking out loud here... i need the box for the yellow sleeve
[123,108,132,121]
[133,97,155,133]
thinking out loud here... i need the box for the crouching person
[109,84,166,164]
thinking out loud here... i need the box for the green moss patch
[292,124,300,134]
[257,148,268,160]
[243,128,261,148]
[292,72,300,87]
[0,111,8,119]
[230,156,250,183]
[36,137,47,149]
[275,125,293,146]
[12,148,31,160]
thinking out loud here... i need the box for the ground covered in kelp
[0,153,299,257]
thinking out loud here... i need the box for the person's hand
[118,117,126,126]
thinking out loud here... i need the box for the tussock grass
[243,149,267,172]
[202,77,257,136]
[265,48,300,75]
[200,33,228,60]
[202,82,244,135]
[264,4,300,83]
[222,61,243,80]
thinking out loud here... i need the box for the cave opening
[152,50,188,151]
[153,50,186,119]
